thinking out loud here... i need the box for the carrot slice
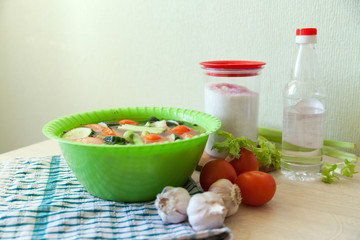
[102,127,116,136]
[170,125,191,135]
[119,119,138,125]
[142,134,164,144]
[143,134,162,141]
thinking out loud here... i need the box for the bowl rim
[42,106,221,148]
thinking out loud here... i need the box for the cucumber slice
[104,122,120,127]
[148,116,160,123]
[98,122,119,128]
[123,131,143,145]
[63,127,93,140]
[166,120,179,127]
[168,133,181,142]
[150,120,167,128]
[132,133,144,145]
[104,136,127,145]
[118,124,166,134]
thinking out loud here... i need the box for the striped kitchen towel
[0,155,232,240]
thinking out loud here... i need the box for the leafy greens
[211,131,281,170]
[321,159,358,183]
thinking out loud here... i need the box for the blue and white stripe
[0,155,232,240]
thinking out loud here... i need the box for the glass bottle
[281,28,326,181]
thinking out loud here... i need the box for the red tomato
[230,148,259,175]
[235,171,276,206]
[200,159,237,191]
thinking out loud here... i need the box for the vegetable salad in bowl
[62,116,205,145]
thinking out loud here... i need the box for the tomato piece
[230,148,259,175]
[235,171,276,206]
[119,119,138,125]
[170,125,191,135]
[102,127,116,136]
[199,159,237,191]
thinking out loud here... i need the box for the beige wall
[1,0,359,155]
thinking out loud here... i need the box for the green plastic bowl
[42,107,221,202]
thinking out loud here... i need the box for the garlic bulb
[208,179,241,217]
[155,186,191,224]
[187,192,228,231]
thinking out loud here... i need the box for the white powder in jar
[204,82,259,158]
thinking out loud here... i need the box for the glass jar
[200,60,266,158]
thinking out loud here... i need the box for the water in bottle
[281,28,326,181]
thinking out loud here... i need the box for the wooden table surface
[1,140,359,240]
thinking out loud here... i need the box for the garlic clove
[208,179,241,217]
[187,192,228,231]
[155,186,191,224]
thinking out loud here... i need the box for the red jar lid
[200,60,266,77]
[200,61,266,70]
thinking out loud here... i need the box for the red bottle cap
[296,28,317,36]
